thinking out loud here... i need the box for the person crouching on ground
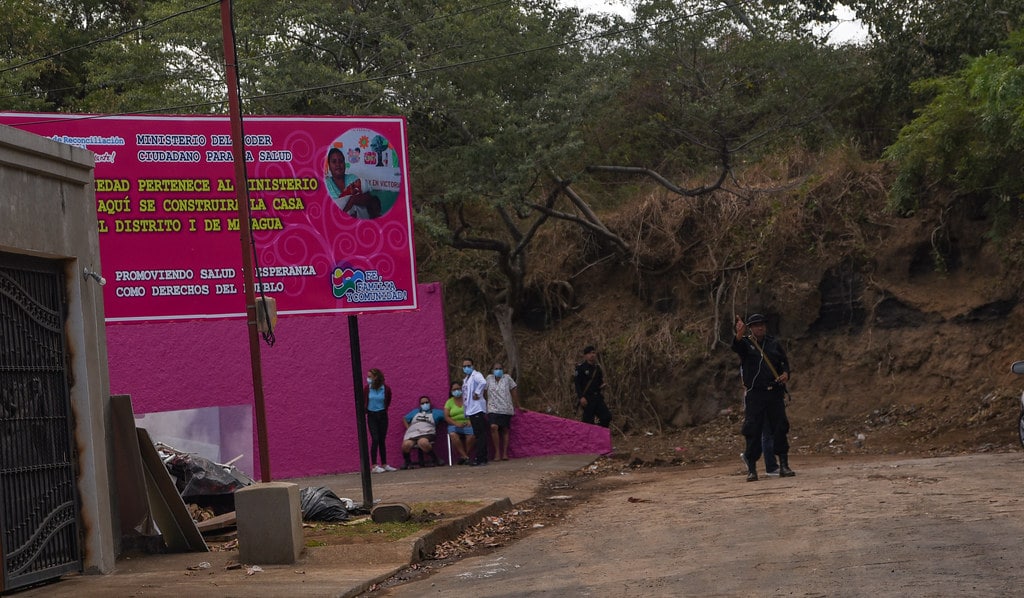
[732,313,795,482]
[401,396,446,469]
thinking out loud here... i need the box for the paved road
[379,453,1024,597]
[17,455,597,598]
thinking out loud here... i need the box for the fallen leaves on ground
[430,510,537,560]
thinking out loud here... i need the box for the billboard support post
[347,316,374,506]
[221,0,272,483]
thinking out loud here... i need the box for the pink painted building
[110,282,610,479]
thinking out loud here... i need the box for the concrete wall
[0,125,115,573]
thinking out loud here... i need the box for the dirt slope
[434,150,1024,461]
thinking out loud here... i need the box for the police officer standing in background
[574,345,612,427]
[733,314,795,481]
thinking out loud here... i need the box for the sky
[559,1,869,44]
[560,0,633,18]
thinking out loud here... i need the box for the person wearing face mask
[363,368,396,473]
[444,381,475,465]
[401,396,446,469]
[460,358,489,466]
[485,362,524,461]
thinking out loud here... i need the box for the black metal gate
[0,253,82,592]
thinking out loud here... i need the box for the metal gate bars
[0,253,82,592]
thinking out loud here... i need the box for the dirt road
[377,452,1024,596]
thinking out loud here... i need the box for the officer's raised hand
[734,314,746,340]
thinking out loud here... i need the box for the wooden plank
[136,427,209,553]
[197,511,237,533]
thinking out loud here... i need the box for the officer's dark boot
[742,452,757,481]
[778,454,796,477]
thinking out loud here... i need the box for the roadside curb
[339,497,514,598]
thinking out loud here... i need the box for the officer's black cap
[745,313,767,325]
[583,345,596,354]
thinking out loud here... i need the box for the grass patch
[301,500,484,546]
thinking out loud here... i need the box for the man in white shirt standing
[461,357,489,466]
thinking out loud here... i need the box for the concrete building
[0,124,115,589]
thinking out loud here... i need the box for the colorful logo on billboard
[331,266,409,303]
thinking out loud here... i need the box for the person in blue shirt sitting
[401,395,447,469]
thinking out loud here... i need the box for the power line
[237,0,511,69]
[245,2,738,104]
[0,0,220,76]
[0,70,222,103]
[5,0,750,126]
[0,0,514,103]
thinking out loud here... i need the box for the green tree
[848,0,1024,148]
[0,0,152,111]
[885,29,1024,215]
[582,1,865,198]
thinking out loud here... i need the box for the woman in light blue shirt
[364,368,395,472]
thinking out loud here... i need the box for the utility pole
[220,0,272,483]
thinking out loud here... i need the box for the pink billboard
[0,113,417,321]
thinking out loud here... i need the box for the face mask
[452,390,462,397]
[463,366,473,375]
[366,377,373,385]
[420,403,431,411]
[493,369,503,378]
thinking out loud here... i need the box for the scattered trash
[547,495,573,500]
[155,442,254,501]
[186,561,211,571]
[674,447,685,452]
[299,486,350,522]
[225,562,242,570]
[532,523,545,528]
[627,497,651,503]
[187,503,216,523]
[246,565,263,575]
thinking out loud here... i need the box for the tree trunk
[494,304,520,379]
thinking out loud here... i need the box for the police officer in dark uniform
[733,314,795,481]
[574,345,612,427]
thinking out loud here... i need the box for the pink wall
[108,281,610,479]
